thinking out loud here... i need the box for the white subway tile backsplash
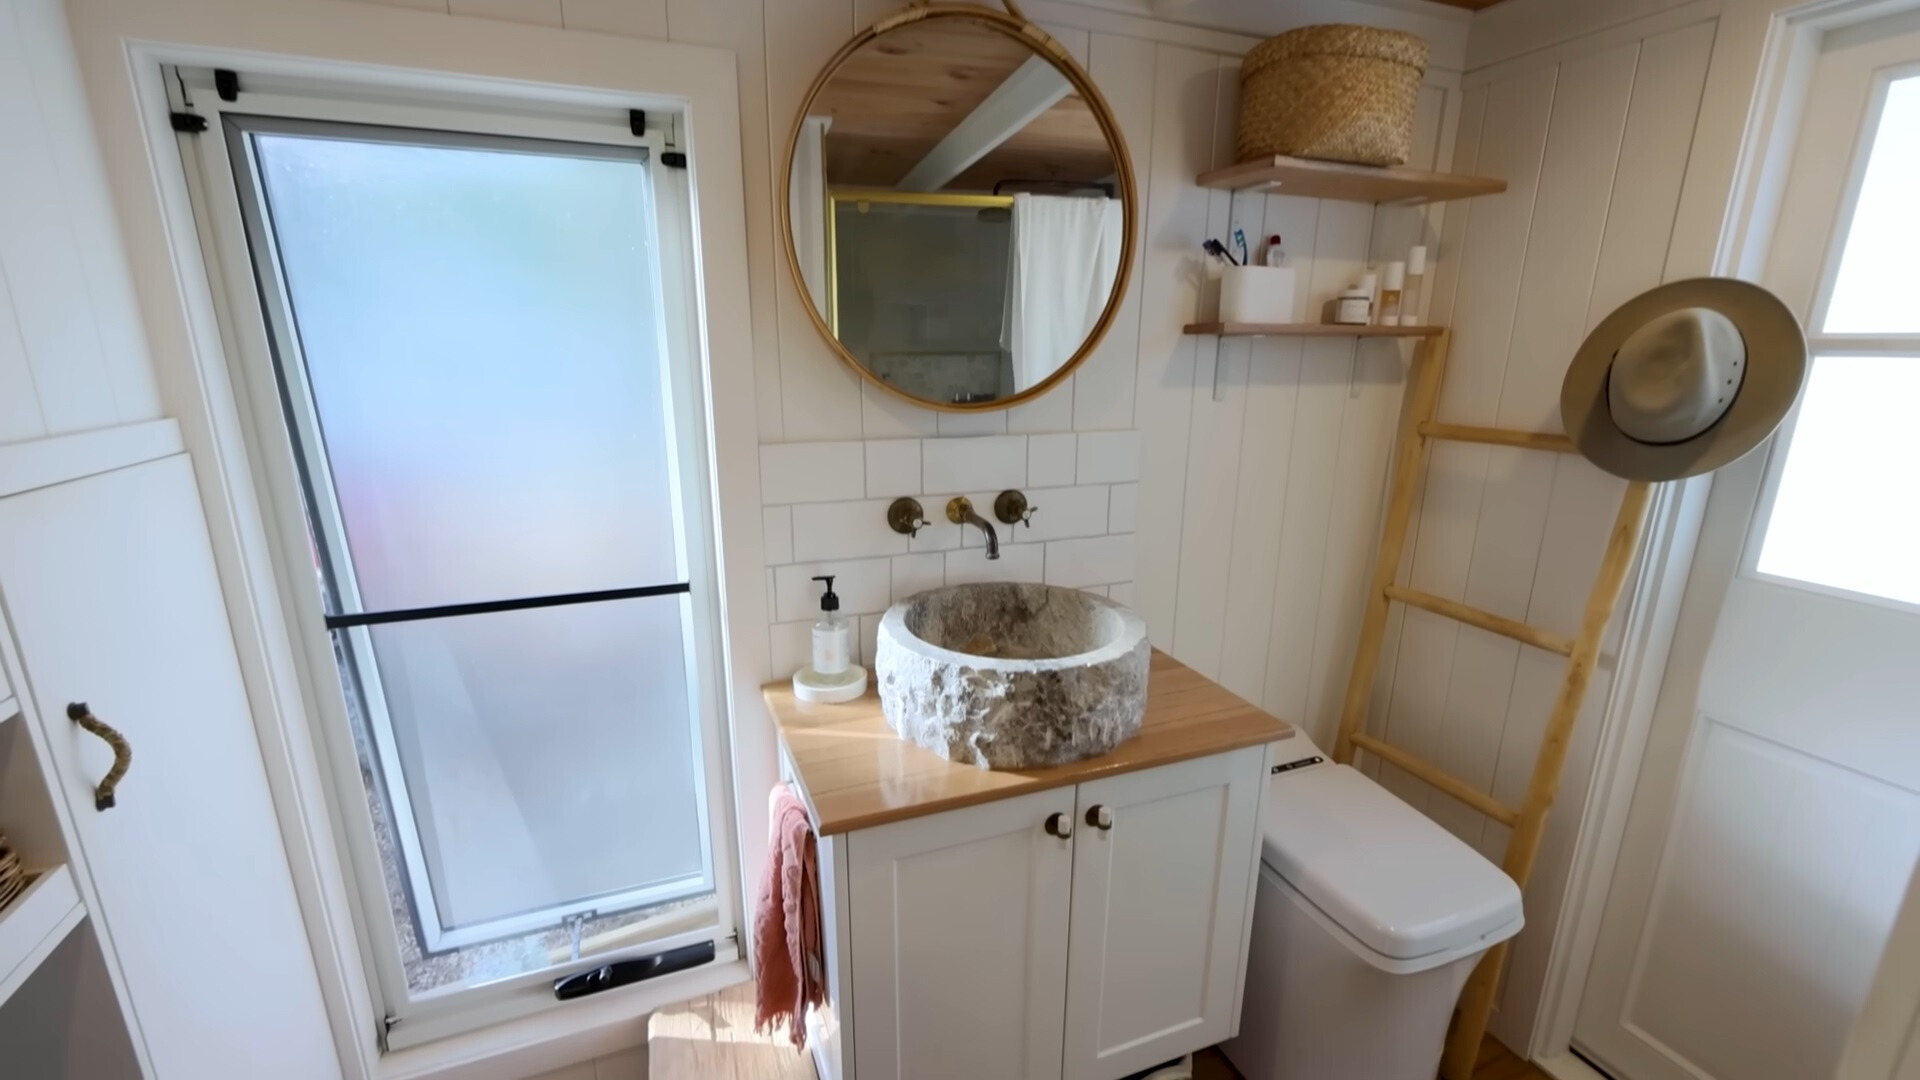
[1007,486,1109,544]
[945,544,1044,586]
[1076,430,1142,484]
[909,517,964,553]
[1044,534,1136,588]
[937,410,1008,437]
[864,440,922,498]
[861,381,938,438]
[773,558,890,622]
[771,620,812,677]
[923,435,1027,493]
[857,614,881,667]
[1108,482,1138,533]
[1028,433,1077,489]
[891,552,946,602]
[791,500,911,562]
[762,506,793,565]
[760,441,865,504]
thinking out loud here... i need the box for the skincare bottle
[1405,246,1428,326]
[1358,271,1380,325]
[1380,261,1407,326]
[1334,285,1373,325]
[811,575,849,676]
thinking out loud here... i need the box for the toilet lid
[1262,764,1523,961]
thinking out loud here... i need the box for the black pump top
[811,574,840,613]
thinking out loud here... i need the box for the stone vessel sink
[875,583,1151,770]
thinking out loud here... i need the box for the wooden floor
[1192,1034,1551,1079]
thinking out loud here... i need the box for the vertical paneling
[1070,31,1158,433]
[765,0,864,441]
[1130,45,1223,649]
[1168,56,1248,679]
[0,0,161,445]
[447,0,562,26]
[561,0,666,38]
[667,0,785,443]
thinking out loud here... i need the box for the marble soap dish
[793,665,867,704]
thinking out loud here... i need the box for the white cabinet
[1063,749,1265,1080]
[836,744,1268,1080]
[847,788,1074,1080]
[0,454,339,1078]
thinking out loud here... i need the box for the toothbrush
[1202,239,1239,266]
[1232,228,1249,268]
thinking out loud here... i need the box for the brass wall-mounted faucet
[946,497,1000,560]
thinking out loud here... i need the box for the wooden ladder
[1331,333,1654,1080]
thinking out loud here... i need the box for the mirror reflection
[787,16,1127,407]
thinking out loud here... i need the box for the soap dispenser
[791,574,868,704]
[811,575,849,676]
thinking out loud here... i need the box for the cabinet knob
[1086,804,1113,831]
[1044,812,1074,839]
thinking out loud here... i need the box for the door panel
[0,454,339,1077]
[847,787,1073,1080]
[1574,18,1920,1080]
[1063,746,1265,1080]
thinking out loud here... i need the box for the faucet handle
[887,497,929,537]
[994,490,1038,529]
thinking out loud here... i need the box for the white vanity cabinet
[832,744,1269,1080]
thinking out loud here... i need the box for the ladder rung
[1385,585,1576,656]
[1348,733,1522,827]
[1419,422,1578,454]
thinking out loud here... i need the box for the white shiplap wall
[0,0,161,444]
[1362,7,1720,1050]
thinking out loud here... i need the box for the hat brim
[1560,278,1807,482]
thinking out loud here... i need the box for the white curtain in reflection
[790,116,833,314]
[1005,194,1123,392]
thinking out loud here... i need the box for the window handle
[68,703,131,811]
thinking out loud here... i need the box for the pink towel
[753,783,825,1047]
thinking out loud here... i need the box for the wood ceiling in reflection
[813,20,1116,192]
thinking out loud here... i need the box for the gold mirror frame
[778,1,1139,413]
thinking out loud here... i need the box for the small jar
[1334,287,1372,325]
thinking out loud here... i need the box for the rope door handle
[67,702,131,811]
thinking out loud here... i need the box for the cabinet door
[1063,746,1266,1080]
[0,455,340,1077]
[847,788,1074,1080]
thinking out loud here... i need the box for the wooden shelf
[1184,322,1445,338]
[1197,155,1507,204]
[0,864,85,1007]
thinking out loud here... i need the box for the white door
[846,787,1074,1080]
[1574,20,1920,1080]
[1063,746,1266,1080]
[0,455,340,1078]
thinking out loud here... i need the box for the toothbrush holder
[1219,265,1298,324]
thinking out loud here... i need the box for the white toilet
[1222,734,1525,1080]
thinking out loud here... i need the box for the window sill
[377,957,750,1080]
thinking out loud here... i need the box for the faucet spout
[946,497,1001,560]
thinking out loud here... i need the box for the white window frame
[175,71,740,1044]
[1740,59,1920,617]
[67,4,775,1070]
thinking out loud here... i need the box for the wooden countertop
[765,649,1290,835]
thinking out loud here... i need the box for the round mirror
[781,6,1136,411]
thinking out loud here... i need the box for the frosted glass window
[1756,356,1920,604]
[367,597,703,931]
[1824,77,1920,333]
[230,118,718,992]
[253,134,680,612]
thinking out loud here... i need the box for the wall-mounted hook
[887,497,930,537]
[994,490,1038,529]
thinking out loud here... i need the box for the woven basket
[1237,25,1429,167]
[0,833,25,910]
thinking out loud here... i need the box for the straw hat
[1561,278,1806,482]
